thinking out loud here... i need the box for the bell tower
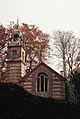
[5,27,26,83]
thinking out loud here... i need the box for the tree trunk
[63,51,66,77]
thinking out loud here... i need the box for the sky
[0,0,80,72]
[0,0,80,37]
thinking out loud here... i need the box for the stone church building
[3,28,66,100]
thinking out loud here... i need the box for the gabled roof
[22,62,66,81]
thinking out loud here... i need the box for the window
[13,50,17,60]
[22,52,24,61]
[37,73,48,92]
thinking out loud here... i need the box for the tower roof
[12,28,20,38]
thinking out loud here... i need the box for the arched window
[13,50,17,60]
[22,52,24,61]
[37,73,48,92]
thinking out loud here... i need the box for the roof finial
[17,17,19,29]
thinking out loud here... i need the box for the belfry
[5,27,26,83]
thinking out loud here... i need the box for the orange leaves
[0,24,9,48]
[20,23,29,33]
[20,23,50,71]
[0,21,50,72]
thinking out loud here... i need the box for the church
[4,28,66,100]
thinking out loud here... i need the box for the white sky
[0,0,80,37]
[0,0,80,72]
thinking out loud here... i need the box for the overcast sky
[0,0,80,37]
[0,0,80,72]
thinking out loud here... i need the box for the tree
[0,24,9,80]
[69,71,80,104]
[65,80,75,103]
[20,23,50,71]
[0,22,50,78]
[52,30,77,77]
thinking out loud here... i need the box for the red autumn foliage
[0,22,50,75]
[20,23,49,71]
